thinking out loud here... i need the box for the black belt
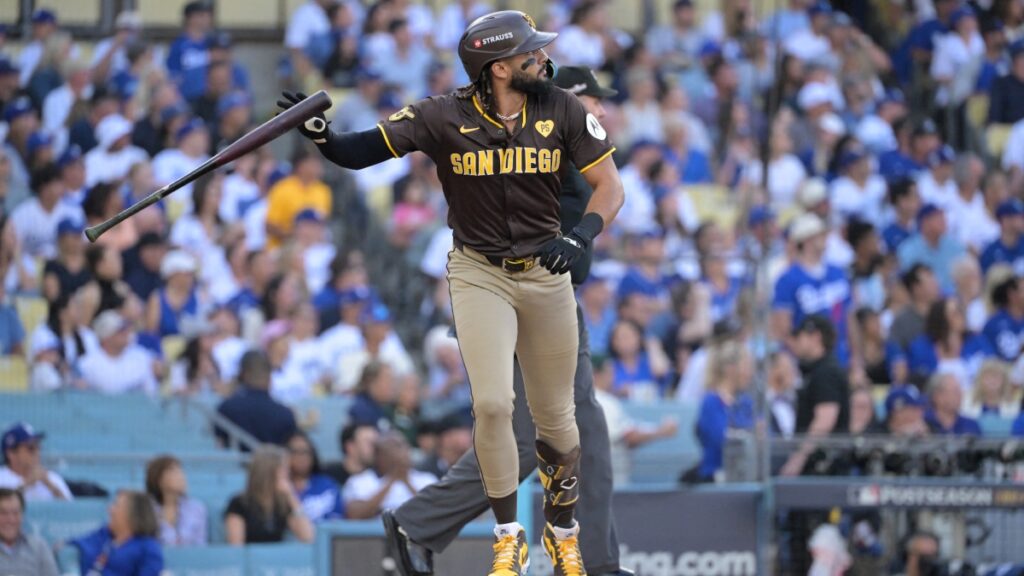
[455,239,537,273]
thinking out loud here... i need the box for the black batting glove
[276,91,329,144]
[537,213,605,275]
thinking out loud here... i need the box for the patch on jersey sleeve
[389,106,416,122]
[585,113,607,140]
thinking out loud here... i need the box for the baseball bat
[84,90,333,243]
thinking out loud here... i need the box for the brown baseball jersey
[376,88,615,259]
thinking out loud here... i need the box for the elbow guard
[319,127,395,169]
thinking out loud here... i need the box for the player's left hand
[537,231,587,275]
[277,91,329,144]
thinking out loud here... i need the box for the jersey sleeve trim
[377,123,401,158]
[578,147,616,174]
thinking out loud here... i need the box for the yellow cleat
[542,522,586,576]
[488,528,530,576]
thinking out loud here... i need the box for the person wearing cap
[931,6,984,108]
[15,9,62,87]
[795,178,854,267]
[925,372,982,435]
[10,163,82,261]
[779,315,851,476]
[334,303,414,394]
[144,250,200,338]
[83,113,147,187]
[152,117,210,193]
[77,309,159,395]
[982,269,1024,362]
[896,203,966,294]
[0,423,71,501]
[855,90,907,155]
[772,213,857,368]
[293,208,335,294]
[988,40,1024,124]
[979,199,1024,274]
[211,91,252,154]
[41,218,89,301]
[879,118,939,182]
[24,130,54,170]
[915,144,958,212]
[167,1,213,80]
[783,2,833,62]
[55,143,87,204]
[884,385,928,436]
[830,146,886,228]
[266,147,330,248]
[0,488,61,575]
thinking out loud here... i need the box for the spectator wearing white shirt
[372,19,432,101]
[0,423,72,501]
[292,209,334,296]
[965,171,1008,253]
[930,6,984,108]
[10,164,81,261]
[947,153,990,251]
[343,432,437,520]
[218,153,261,224]
[855,90,907,154]
[90,11,145,82]
[743,125,807,209]
[263,320,312,406]
[77,310,159,395]
[783,2,833,63]
[16,10,60,87]
[551,4,608,69]
[40,59,92,138]
[830,147,887,228]
[1002,117,1024,190]
[797,178,855,268]
[153,119,210,213]
[333,303,414,394]
[915,145,958,212]
[84,114,147,187]
[618,70,665,149]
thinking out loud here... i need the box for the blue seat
[164,545,246,576]
[244,543,314,576]
[979,415,1013,437]
[24,499,108,545]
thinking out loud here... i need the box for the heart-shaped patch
[535,120,554,138]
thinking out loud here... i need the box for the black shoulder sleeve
[316,127,394,170]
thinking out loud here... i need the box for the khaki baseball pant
[447,245,580,498]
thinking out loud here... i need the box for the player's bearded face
[509,66,552,95]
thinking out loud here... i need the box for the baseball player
[380,66,633,576]
[277,11,623,576]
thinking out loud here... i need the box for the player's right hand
[277,91,329,144]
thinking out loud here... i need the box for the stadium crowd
[2,0,1024,573]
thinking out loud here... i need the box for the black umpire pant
[394,304,621,573]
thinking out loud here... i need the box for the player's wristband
[572,212,604,246]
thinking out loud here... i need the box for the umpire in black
[382,66,632,576]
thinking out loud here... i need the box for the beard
[509,69,553,96]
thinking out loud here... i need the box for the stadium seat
[162,335,188,363]
[686,185,738,229]
[15,296,48,342]
[0,356,29,392]
[24,499,108,545]
[244,543,315,576]
[987,124,1013,159]
[967,94,990,129]
[164,545,246,576]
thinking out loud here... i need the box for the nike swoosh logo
[459,125,480,134]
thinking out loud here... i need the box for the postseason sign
[774,479,1024,510]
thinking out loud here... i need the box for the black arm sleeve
[316,127,395,169]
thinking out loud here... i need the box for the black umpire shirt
[795,355,850,434]
[377,89,615,259]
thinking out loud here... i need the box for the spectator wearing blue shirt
[578,273,616,358]
[878,119,937,182]
[145,250,200,338]
[893,0,956,84]
[617,227,671,307]
[166,1,213,82]
[897,203,967,294]
[882,178,921,254]
[772,213,856,367]
[0,277,25,356]
[286,431,344,522]
[608,319,668,400]
[349,360,396,430]
[924,372,982,435]
[695,340,756,481]
[215,350,298,449]
[701,251,742,324]
[179,32,250,103]
[71,490,164,576]
[884,385,929,437]
[905,298,993,386]
[979,199,1024,275]
[982,271,1024,362]
[1013,395,1024,437]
